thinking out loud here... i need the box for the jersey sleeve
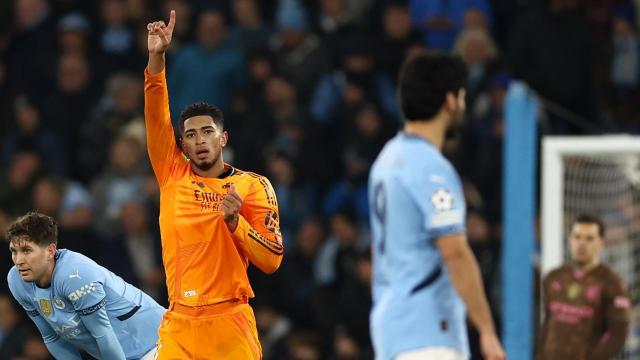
[590,274,630,360]
[232,175,284,274]
[144,67,184,186]
[408,163,466,240]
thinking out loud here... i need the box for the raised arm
[222,180,284,274]
[144,10,183,185]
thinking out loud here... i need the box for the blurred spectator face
[107,73,143,113]
[344,54,372,73]
[296,219,325,257]
[334,333,360,360]
[120,201,148,235]
[233,0,261,27]
[57,54,90,93]
[321,0,345,17]
[60,30,88,54]
[282,30,305,49]
[455,29,496,66]
[255,305,278,332]
[287,333,322,360]
[9,151,40,189]
[354,106,382,138]
[197,11,226,50]
[267,153,294,185]
[463,8,487,29]
[15,0,48,29]
[0,295,19,330]
[164,0,192,34]
[467,212,489,243]
[110,137,142,175]
[15,97,40,133]
[613,17,633,38]
[330,214,358,246]
[126,0,147,23]
[383,5,412,39]
[102,0,127,27]
[33,178,63,215]
[249,56,272,82]
[265,76,295,107]
[356,254,371,285]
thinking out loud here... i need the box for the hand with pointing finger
[147,10,176,54]
[222,183,243,232]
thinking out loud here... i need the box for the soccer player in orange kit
[144,10,283,359]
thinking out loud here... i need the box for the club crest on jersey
[431,189,453,212]
[54,296,66,310]
[39,299,53,317]
[567,282,582,300]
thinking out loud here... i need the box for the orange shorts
[156,300,262,360]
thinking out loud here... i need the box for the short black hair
[571,213,606,238]
[6,212,58,246]
[178,102,224,134]
[399,51,468,121]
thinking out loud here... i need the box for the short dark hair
[571,213,606,238]
[399,51,468,121]
[178,102,224,134]
[6,212,58,246]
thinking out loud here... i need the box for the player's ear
[221,131,228,147]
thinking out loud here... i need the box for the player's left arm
[222,179,284,274]
[589,275,631,360]
[60,271,126,360]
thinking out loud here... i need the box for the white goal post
[541,135,640,276]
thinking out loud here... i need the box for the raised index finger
[167,10,176,32]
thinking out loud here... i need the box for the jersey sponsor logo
[54,296,66,310]
[193,189,224,212]
[68,283,98,302]
[431,189,453,212]
[39,298,53,317]
[53,313,82,339]
[69,269,81,279]
[184,290,197,298]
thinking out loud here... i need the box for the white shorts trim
[395,347,467,360]
[139,346,158,360]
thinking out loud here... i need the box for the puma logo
[69,270,81,280]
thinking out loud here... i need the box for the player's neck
[403,117,447,150]
[36,260,56,288]
[191,157,226,178]
[574,259,600,273]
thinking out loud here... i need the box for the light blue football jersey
[7,249,165,359]
[368,133,469,360]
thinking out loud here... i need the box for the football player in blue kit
[7,212,165,359]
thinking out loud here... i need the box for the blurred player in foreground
[537,214,630,359]
[7,212,165,360]
[145,10,284,359]
[368,52,505,360]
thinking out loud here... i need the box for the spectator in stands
[0,293,31,360]
[376,1,424,83]
[0,147,43,233]
[2,96,67,176]
[408,0,492,51]
[91,136,149,237]
[508,0,596,133]
[270,0,331,105]
[229,0,272,53]
[168,8,244,119]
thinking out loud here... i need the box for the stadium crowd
[0,0,638,358]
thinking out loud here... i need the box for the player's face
[9,238,55,285]
[182,115,227,171]
[569,222,603,267]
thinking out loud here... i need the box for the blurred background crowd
[0,0,639,359]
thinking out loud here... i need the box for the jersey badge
[39,298,53,317]
[431,189,453,212]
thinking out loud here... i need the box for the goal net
[541,135,640,359]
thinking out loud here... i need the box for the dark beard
[193,158,216,171]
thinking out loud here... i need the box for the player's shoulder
[52,250,103,290]
[595,263,625,283]
[544,264,572,282]
[234,168,273,188]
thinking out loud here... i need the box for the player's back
[368,133,468,360]
[8,249,164,359]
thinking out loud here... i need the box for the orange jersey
[143,68,283,307]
